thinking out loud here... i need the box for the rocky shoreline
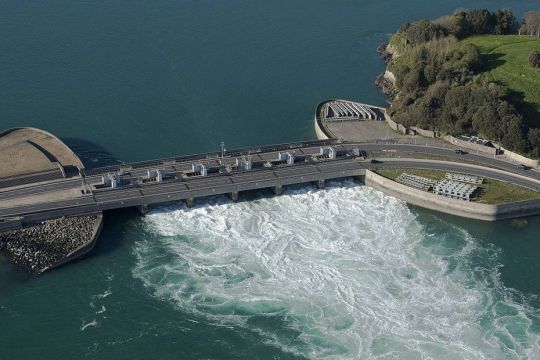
[374,43,398,99]
[0,215,101,275]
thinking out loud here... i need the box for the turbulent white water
[132,181,540,359]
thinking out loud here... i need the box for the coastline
[365,170,540,221]
[313,100,540,221]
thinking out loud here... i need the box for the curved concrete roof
[0,127,84,179]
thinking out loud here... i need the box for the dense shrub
[398,20,448,47]
[393,9,517,49]
[529,51,540,68]
[528,128,540,157]
[389,9,540,156]
[493,9,518,35]
[385,8,539,156]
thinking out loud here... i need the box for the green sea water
[1,1,540,359]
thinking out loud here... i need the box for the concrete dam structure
[1,121,540,273]
[0,127,102,274]
[1,139,367,229]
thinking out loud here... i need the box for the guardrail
[81,139,340,176]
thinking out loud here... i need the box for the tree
[464,9,495,35]
[452,10,469,37]
[493,9,517,35]
[519,11,540,36]
[472,105,499,139]
[529,51,540,68]
[384,8,536,156]
[397,20,448,48]
[433,15,461,35]
[402,68,426,95]
[528,128,540,157]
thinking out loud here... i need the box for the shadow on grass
[480,52,540,127]
[481,52,505,72]
[504,89,540,127]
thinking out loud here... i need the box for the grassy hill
[461,35,540,126]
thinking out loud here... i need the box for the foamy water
[132,181,540,359]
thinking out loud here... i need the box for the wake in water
[132,181,540,359]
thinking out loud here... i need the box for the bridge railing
[90,148,363,194]
[81,139,341,177]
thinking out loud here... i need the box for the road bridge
[1,139,540,231]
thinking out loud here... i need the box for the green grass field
[375,168,540,204]
[461,35,540,125]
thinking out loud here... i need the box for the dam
[3,136,540,228]
[1,139,367,230]
[2,104,540,273]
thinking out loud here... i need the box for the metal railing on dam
[2,139,540,230]
[0,141,368,228]
[81,139,341,176]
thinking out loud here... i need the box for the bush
[493,9,517,35]
[464,9,495,35]
[528,128,540,157]
[529,51,540,68]
[383,8,538,156]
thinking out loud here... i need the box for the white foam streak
[80,319,99,332]
[133,182,540,359]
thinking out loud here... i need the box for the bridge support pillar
[137,204,149,215]
[273,185,283,195]
[185,197,195,208]
[229,191,239,202]
[316,179,326,190]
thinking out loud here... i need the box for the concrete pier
[186,197,195,208]
[316,179,326,189]
[229,192,239,201]
[137,204,149,215]
[273,185,283,195]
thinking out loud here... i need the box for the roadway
[2,142,537,201]
[1,140,539,223]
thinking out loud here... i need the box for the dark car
[454,149,467,155]
[517,164,530,170]
[370,159,381,164]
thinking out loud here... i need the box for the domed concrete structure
[0,127,84,189]
[0,128,102,275]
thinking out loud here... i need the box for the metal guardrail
[90,151,361,194]
[81,139,340,177]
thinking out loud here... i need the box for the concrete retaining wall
[397,124,407,135]
[444,135,497,155]
[313,116,331,140]
[411,126,436,138]
[364,170,540,221]
[384,112,433,136]
[384,112,399,132]
[500,148,540,169]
